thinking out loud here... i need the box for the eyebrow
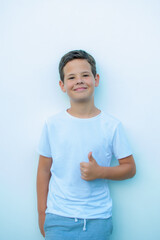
[67,71,90,77]
[81,71,90,74]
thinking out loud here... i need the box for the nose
[76,76,84,84]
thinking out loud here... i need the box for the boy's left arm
[80,152,136,181]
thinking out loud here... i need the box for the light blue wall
[0,1,160,239]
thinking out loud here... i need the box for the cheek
[67,82,75,89]
[88,81,96,89]
[65,84,73,94]
[87,78,96,85]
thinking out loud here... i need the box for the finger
[81,175,88,180]
[81,175,91,181]
[88,152,92,158]
[80,168,87,174]
[80,162,89,168]
[88,152,94,162]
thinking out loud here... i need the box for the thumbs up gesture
[80,152,102,181]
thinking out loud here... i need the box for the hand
[38,212,45,237]
[80,152,101,181]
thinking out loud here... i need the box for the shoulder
[101,111,121,128]
[100,111,129,144]
[45,110,66,126]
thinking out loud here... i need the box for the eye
[68,76,75,80]
[83,74,89,77]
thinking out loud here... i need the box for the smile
[74,87,87,92]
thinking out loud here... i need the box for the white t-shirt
[38,110,132,219]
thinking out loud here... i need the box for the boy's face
[59,59,99,103]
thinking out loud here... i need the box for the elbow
[129,164,136,179]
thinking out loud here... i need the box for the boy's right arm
[37,155,52,237]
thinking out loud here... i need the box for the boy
[37,50,136,240]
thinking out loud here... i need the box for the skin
[59,59,100,118]
[37,155,52,237]
[37,58,136,237]
[80,152,136,181]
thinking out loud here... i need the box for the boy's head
[59,50,97,83]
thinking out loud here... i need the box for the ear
[94,74,100,87]
[59,80,66,93]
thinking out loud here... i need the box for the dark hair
[59,50,97,82]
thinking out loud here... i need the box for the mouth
[74,87,87,91]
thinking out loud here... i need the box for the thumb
[88,152,95,162]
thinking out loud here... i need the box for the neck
[67,100,101,118]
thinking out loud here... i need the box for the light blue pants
[44,213,113,240]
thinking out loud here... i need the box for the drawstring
[83,219,86,231]
[74,218,87,231]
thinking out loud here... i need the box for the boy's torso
[45,110,119,219]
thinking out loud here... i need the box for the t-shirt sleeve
[112,122,132,159]
[37,122,52,158]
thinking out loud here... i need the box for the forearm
[81,154,136,181]
[99,163,136,180]
[36,156,52,237]
[37,168,51,214]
